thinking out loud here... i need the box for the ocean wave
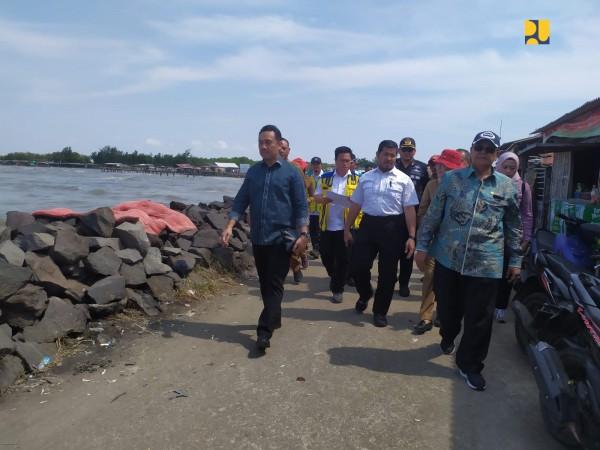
[89,188,108,196]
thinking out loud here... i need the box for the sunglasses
[473,143,496,154]
[399,147,414,152]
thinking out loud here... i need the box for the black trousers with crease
[320,230,349,294]
[253,244,291,339]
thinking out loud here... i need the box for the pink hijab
[497,152,521,181]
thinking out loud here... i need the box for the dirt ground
[0,261,563,450]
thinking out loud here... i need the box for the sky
[1,0,599,163]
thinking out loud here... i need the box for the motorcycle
[512,216,600,448]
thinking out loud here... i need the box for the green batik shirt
[416,167,522,279]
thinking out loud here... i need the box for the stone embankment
[0,196,253,391]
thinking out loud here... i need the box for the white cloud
[145,137,162,147]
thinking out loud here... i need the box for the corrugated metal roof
[534,97,600,133]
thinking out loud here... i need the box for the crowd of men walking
[221,124,533,392]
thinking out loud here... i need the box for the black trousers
[309,215,321,252]
[398,249,414,287]
[496,248,512,309]
[350,214,407,315]
[253,244,291,339]
[433,263,499,374]
[320,230,349,294]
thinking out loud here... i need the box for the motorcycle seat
[545,253,580,282]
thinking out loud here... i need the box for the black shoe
[293,270,303,284]
[398,285,410,297]
[440,339,455,355]
[256,336,271,351]
[413,320,433,335]
[433,318,441,328]
[373,313,388,327]
[355,298,368,314]
[460,370,486,391]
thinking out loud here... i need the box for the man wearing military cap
[395,137,429,297]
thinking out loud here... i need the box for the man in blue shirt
[415,131,522,391]
[221,125,309,352]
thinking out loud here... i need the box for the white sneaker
[495,308,506,323]
[331,292,343,303]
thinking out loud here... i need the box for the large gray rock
[85,247,121,276]
[79,207,115,238]
[51,229,89,265]
[87,237,121,251]
[169,252,196,277]
[14,341,47,371]
[0,326,15,357]
[25,252,71,296]
[1,284,48,328]
[120,263,147,286]
[88,298,127,319]
[228,236,245,251]
[0,355,25,391]
[0,261,32,300]
[161,245,182,257]
[114,222,150,256]
[205,212,229,231]
[178,229,196,241]
[44,221,77,236]
[21,297,89,343]
[143,247,172,275]
[212,247,234,271]
[0,240,25,266]
[6,211,35,230]
[192,229,221,249]
[116,248,143,264]
[0,225,11,243]
[15,221,49,238]
[87,275,127,305]
[19,232,55,252]
[233,228,248,244]
[175,238,192,251]
[62,279,88,303]
[187,247,212,268]
[127,289,161,316]
[147,275,174,301]
[184,205,209,224]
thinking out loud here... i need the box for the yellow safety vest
[307,175,322,215]
[319,172,362,231]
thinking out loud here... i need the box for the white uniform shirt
[351,167,418,216]
[315,172,349,231]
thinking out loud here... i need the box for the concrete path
[0,261,562,450]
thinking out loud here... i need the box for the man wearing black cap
[308,157,324,259]
[395,137,429,297]
[415,131,522,391]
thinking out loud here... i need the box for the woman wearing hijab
[495,151,534,323]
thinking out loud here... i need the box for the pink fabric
[32,208,82,219]
[33,200,197,235]
[112,200,196,235]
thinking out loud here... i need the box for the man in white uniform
[345,140,419,327]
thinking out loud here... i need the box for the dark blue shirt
[229,159,309,245]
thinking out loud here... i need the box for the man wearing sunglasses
[414,131,522,392]
[395,137,429,298]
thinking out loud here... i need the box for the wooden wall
[550,152,572,200]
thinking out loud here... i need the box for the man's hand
[221,226,233,247]
[414,251,427,272]
[507,267,521,283]
[292,235,308,255]
[344,229,353,247]
[405,237,415,259]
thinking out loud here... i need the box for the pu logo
[525,19,550,45]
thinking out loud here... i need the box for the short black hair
[377,140,398,154]
[280,137,289,145]
[334,146,352,160]
[259,124,282,141]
